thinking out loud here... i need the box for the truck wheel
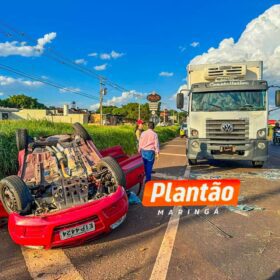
[72,123,92,140]
[252,161,264,168]
[0,176,33,214]
[97,156,126,191]
[188,159,197,165]
[16,129,28,151]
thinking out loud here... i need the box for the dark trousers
[141,150,155,183]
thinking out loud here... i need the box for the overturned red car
[0,123,144,249]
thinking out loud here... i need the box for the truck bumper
[187,139,268,162]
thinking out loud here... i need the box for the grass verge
[0,120,178,179]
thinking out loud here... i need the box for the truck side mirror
[176,93,184,109]
[275,90,280,107]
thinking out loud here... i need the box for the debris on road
[128,191,142,205]
[190,169,280,180]
[226,204,264,212]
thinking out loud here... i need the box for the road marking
[22,247,84,280]
[150,166,190,280]
[159,152,186,157]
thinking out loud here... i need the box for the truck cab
[177,61,280,167]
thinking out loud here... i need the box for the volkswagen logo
[221,122,234,133]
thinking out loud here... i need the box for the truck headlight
[257,142,266,150]
[257,129,266,139]
[191,129,199,137]
[191,141,199,148]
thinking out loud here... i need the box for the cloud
[159,71,174,77]
[74,58,87,65]
[0,32,56,57]
[90,90,146,110]
[0,92,4,96]
[169,93,177,101]
[88,52,98,57]
[100,53,111,60]
[179,46,186,52]
[94,63,107,71]
[99,50,125,60]
[0,75,42,86]
[190,41,200,48]
[190,4,280,86]
[111,50,125,59]
[59,87,81,93]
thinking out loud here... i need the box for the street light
[133,92,145,120]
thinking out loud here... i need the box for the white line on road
[22,247,84,280]
[159,152,186,157]
[150,166,190,280]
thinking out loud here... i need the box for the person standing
[135,119,144,143]
[138,121,159,182]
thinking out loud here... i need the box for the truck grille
[206,119,249,145]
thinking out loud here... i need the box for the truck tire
[188,159,197,165]
[252,161,264,168]
[72,123,92,140]
[97,156,126,189]
[16,129,28,151]
[0,175,33,214]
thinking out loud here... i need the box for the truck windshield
[191,90,266,112]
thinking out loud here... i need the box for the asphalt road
[1,138,280,280]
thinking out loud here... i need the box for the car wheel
[0,175,33,214]
[97,156,126,192]
[72,122,92,140]
[16,129,28,151]
[252,161,264,168]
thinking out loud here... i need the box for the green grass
[0,120,178,179]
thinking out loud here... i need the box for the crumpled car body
[0,123,145,249]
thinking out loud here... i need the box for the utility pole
[99,80,107,126]
[138,103,141,120]
[133,92,144,120]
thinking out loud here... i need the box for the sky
[0,0,280,118]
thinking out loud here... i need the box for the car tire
[16,129,28,151]
[97,156,126,188]
[252,161,264,168]
[72,122,92,140]
[0,175,33,214]
[188,159,197,165]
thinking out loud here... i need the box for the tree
[96,105,117,114]
[3,94,46,109]
[6,94,46,109]
[112,107,127,116]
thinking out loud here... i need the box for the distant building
[10,105,89,124]
[90,113,123,125]
[0,107,19,120]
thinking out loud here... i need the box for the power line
[0,63,99,101]
[0,20,130,93]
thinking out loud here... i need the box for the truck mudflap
[188,139,269,161]
[7,186,128,249]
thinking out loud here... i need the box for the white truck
[177,61,280,167]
